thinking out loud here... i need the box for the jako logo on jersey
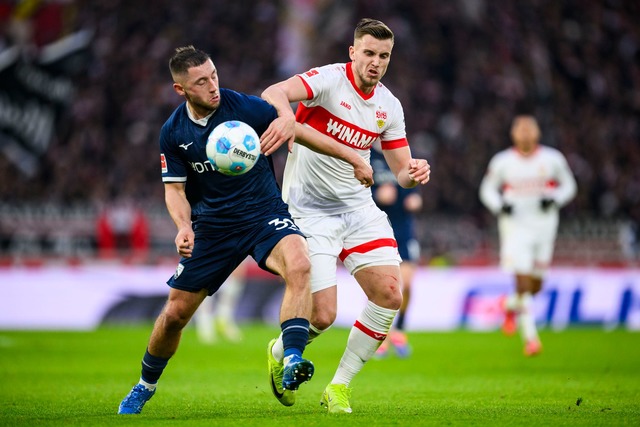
[174,263,184,279]
[326,118,376,149]
[189,160,215,173]
[160,153,168,173]
[340,101,352,110]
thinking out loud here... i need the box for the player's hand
[540,198,556,211]
[175,227,195,258]
[353,156,374,187]
[407,158,430,185]
[375,183,397,205]
[260,115,296,156]
[500,203,513,215]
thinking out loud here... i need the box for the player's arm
[479,159,505,215]
[164,182,194,258]
[551,155,578,207]
[260,76,309,155]
[295,123,373,187]
[382,146,431,188]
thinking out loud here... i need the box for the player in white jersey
[260,18,431,413]
[479,115,577,356]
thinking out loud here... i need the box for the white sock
[504,293,520,312]
[139,378,156,391]
[518,292,539,342]
[331,301,397,386]
[272,333,284,362]
[217,276,244,321]
[194,296,216,343]
[307,323,325,344]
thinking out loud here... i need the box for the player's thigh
[250,210,307,274]
[264,233,310,278]
[341,207,401,274]
[499,223,536,274]
[294,215,345,293]
[532,235,557,277]
[168,231,245,296]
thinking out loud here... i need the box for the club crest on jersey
[376,110,387,129]
[174,263,184,279]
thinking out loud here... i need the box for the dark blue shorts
[395,233,420,263]
[167,210,305,295]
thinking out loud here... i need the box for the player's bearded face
[182,60,221,113]
[350,35,393,93]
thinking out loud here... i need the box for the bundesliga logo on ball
[206,120,260,176]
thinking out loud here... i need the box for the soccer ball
[206,120,261,176]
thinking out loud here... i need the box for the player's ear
[173,82,185,96]
[348,45,355,61]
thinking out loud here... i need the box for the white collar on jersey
[186,103,215,126]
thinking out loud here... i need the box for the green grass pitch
[0,324,638,426]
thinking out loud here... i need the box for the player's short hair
[354,18,394,43]
[169,45,210,77]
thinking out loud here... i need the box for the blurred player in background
[370,145,422,358]
[260,18,431,413]
[479,115,577,356]
[118,45,373,415]
[194,261,247,344]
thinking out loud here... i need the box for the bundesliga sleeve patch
[160,153,168,173]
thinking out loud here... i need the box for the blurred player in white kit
[479,115,577,356]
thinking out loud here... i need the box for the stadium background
[0,0,638,330]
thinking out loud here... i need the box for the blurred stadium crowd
[0,0,638,264]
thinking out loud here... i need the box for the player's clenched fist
[407,158,430,185]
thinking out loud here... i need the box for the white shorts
[498,220,557,277]
[295,205,401,293]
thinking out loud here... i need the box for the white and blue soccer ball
[206,120,261,176]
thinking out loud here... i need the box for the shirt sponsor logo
[189,160,215,173]
[326,118,376,149]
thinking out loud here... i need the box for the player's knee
[311,308,336,331]
[376,285,403,310]
[160,307,191,332]
[284,252,311,283]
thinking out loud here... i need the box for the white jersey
[282,62,408,217]
[479,145,577,229]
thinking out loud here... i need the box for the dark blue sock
[281,318,310,359]
[140,349,169,384]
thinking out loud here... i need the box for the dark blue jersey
[371,148,417,241]
[160,88,283,228]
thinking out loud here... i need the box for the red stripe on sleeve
[296,74,314,99]
[381,138,409,150]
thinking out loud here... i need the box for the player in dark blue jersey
[118,46,373,415]
[370,146,422,358]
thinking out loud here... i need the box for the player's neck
[187,102,215,121]
[187,101,216,124]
